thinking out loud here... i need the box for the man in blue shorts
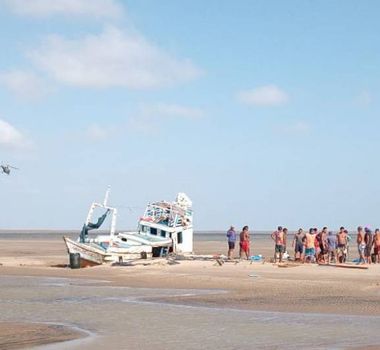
[292,228,305,262]
[226,226,237,259]
[305,228,316,263]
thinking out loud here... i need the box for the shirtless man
[239,226,250,260]
[271,226,285,263]
[316,227,328,263]
[336,227,348,263]
[364,228,373,264]
[305,228,317,263]
[356,226,366,264]
[373,229,380,263]
[292,228,305,262]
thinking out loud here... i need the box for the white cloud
[237,85,289,106]
[354,90,372,107]
[0,119,27,149]
[0,70,50,100]
[28,27,202,89]
[2,0,124,19]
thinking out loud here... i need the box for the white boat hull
[63,236,106,266]
[63,236,154,266]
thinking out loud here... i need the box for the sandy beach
[3,0,379,348]
[0,232,380,349]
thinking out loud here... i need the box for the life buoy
[140,217,153,222]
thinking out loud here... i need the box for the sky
[0,0,380,231]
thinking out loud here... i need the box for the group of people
[226,225,251,260]
[226,225,380,264]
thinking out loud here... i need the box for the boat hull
[63,236,154,266]
[63,236,105,266]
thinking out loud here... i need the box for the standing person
[345,229,352,262]
[292,228,305,262]
[226,226,237,260]
[271,226,285,263]
[373,229,380,263]
[283,228,289,258]
[321,227,328,262]
[305,228,317,263]
[327,231,337,264]
[356,226,366,264]
[336,227,348,263]
[316,227,328,263]
[313,228,319,261]
[239,226,250,260]
[364,228,373,264]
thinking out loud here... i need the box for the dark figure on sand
[316,227,328,263]
[293,228,305,262]
[364,228,373,264]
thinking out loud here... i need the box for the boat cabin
[138,194,193,254]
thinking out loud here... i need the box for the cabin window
[150,227,157,235]
[160,230,166,237]
[177,231,183,244]
[141,225,148,233]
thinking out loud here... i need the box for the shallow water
[0,275,378,350]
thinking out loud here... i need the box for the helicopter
[1,164,19,175]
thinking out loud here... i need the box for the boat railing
[141,202,192,228]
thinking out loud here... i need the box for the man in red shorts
[239,226,250,260]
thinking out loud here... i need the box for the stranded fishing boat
[63,189,193,266]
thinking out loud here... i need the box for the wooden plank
[318,263,369,270]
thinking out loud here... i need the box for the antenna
[103,186,111,207]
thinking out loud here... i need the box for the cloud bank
[28,27,202,89]
[238,85,289,106]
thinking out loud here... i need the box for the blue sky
[0,0,379,230]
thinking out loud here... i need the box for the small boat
[63,189,193,266]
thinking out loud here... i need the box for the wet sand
[0,233,380,349]
[0,322,85,350]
